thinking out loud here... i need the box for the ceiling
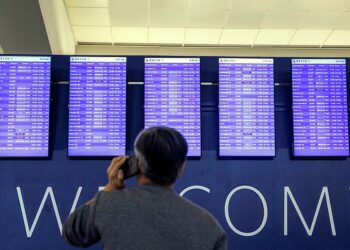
[64,0,350,47]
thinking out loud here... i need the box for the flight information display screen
[0,56,51,157]
[292,59,349,156]
[219,58,275,156]
[144,58,201,156]
[68,57,126,156]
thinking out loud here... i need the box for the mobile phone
[120,156,138,179]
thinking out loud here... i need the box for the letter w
[16,186,82,237]
[284,186,336,236]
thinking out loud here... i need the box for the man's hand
[103,156,128,192]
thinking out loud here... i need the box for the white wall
[39,0,75,54]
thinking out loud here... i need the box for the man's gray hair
[134,147,149,173]
[133,126,188,185]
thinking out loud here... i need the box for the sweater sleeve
[62,192,102,247]
[214,231,227,250]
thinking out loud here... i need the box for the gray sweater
[63,183,227,250]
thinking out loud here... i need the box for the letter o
[224,185,268,237]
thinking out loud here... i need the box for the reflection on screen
[144,58,201,156]
[292,59,349,156]
[0,56,51,157]
[68,57,126,156]
[219,58,275,156]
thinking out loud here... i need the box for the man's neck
[136,174,173,189]
[136,174,153,185]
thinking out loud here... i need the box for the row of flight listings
[0,56,348,158]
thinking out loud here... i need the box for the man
[63,126,227,250]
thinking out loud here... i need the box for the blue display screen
[144,58,201,157]
[68,57,126,156]
[292,59,349,156]
[219,58,275,156]
[0,56,51,157]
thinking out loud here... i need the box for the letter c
[179,185,211,197]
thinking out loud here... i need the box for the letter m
[284,186,336,236]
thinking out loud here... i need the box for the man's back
[95,184,226,250]
[63,127,227,250]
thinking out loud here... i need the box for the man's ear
[177,162,186,177]
[136,158,142,172]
